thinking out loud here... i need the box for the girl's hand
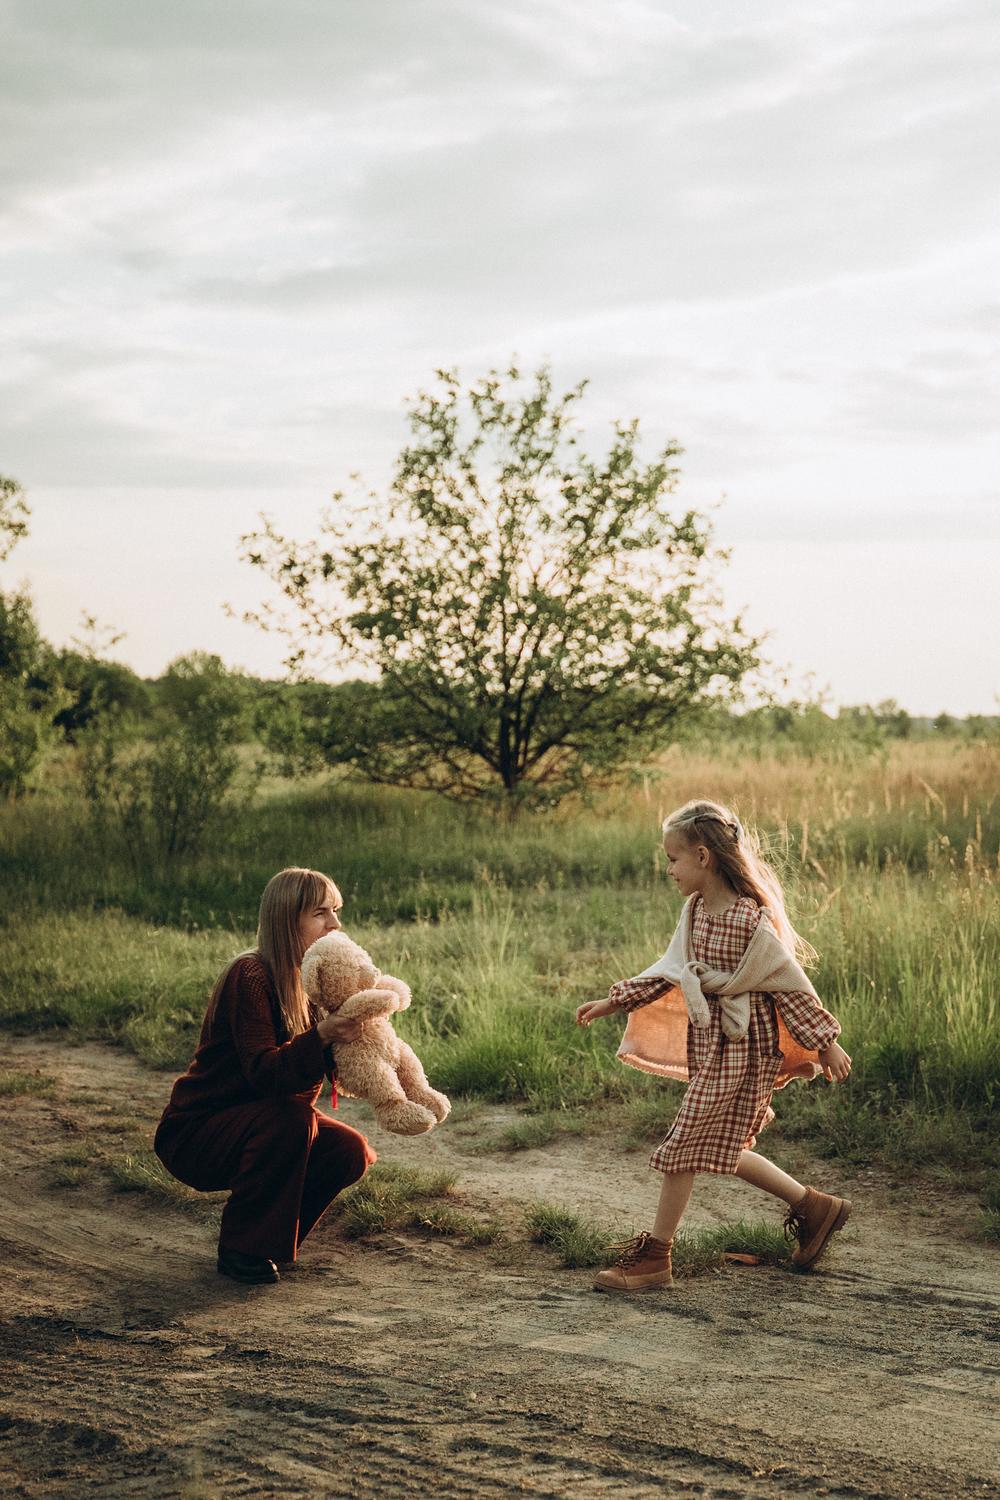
[576,996,619,1027]
[818,1041,852,1082]
[318,1012,366,1045]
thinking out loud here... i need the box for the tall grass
[1,739,997,1171]
[4,740,998,927]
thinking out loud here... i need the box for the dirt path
[1,1037,998,1499]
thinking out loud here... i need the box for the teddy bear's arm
[373,974,411,1012]
[337,987,403,1020]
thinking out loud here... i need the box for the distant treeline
[5,629,999,788]
[40,654,999,751]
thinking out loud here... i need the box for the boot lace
[612,1231,657,1267]
[783,1205,806,1245]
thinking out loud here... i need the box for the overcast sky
[2,0,997,712]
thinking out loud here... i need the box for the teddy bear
[300,930,451,1136]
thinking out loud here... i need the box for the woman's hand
[818,1040,852,1082]
[318,1012,366,1045]
[576,996,619,1027]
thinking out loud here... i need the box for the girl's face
[663,833,710,897]
[298,884,343,951]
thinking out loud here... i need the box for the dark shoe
[217,1245,280,1284]
[784,1187,851,1270]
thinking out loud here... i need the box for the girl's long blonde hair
[207,867,339,1037]
[663,799,816,964]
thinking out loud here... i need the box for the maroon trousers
[155,1098,376,1262]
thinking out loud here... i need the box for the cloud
[841,348,1000,440]
[0,0,997,701]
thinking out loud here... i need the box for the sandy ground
[1,1036,998,1500]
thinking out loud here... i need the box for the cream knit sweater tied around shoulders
[616,896,832,1085]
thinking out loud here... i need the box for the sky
[1,0,998,713]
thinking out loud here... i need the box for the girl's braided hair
[663,799,816,963]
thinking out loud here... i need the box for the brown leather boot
[784,1187,852,1270]
[593,1232,673,1293]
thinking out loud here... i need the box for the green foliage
[0,585,66,797]
[80,653,256,871]
[0,474,30,562]
[242,363,758,809]
[0,677,61,798]
[53,650,150,742]
[977,1210,1000,1242]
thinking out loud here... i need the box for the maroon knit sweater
[161,954,336,1119]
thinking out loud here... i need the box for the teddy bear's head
[300,931,379,1013]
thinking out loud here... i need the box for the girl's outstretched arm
[818,1040,852,1081]
[576,996,620,1026]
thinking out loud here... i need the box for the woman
[154,867,376,1284]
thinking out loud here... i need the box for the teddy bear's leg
[361,1059,438,1137]
[394,1042,451,1124]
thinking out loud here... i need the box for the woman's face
[298,884,343,952]
[663,833,709,897]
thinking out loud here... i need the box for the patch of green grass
[526,1201,793,1276]
[411,1204,504,1242]
[672,1219,791,1277]
[334,1161,458,1238]
[49,1164,90,1188]
[105,1148,210,1210]
[372,1161,458,1196]
[0,909,243,1066]
[334,1161,501,1245]
[524,1202,619,1268]
[977,1210,1000,1243]
[975,1181,1000,1242]
[477,1109,586,1154]
[0,1069,56,1097]
[49,1143,98,1188]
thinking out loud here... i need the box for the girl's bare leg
[652,1171,695,1241]
[735,1150,806,1205]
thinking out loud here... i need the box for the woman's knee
[317,1124,376,1187]
[265,1098,320,1154]
[343,1132,377,1186]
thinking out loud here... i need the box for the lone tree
[242,365,759,809]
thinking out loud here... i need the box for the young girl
[154,867,376,1284]
[577,800,852,1293]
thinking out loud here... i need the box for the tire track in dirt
[1,1037,999,1499]
[2,1315,978,1500]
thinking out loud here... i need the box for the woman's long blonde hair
[663,799,816,964]
[207,867,339,1037]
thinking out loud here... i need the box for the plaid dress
[612,896,840,1176]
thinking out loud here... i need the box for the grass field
[2,737,997,1192]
